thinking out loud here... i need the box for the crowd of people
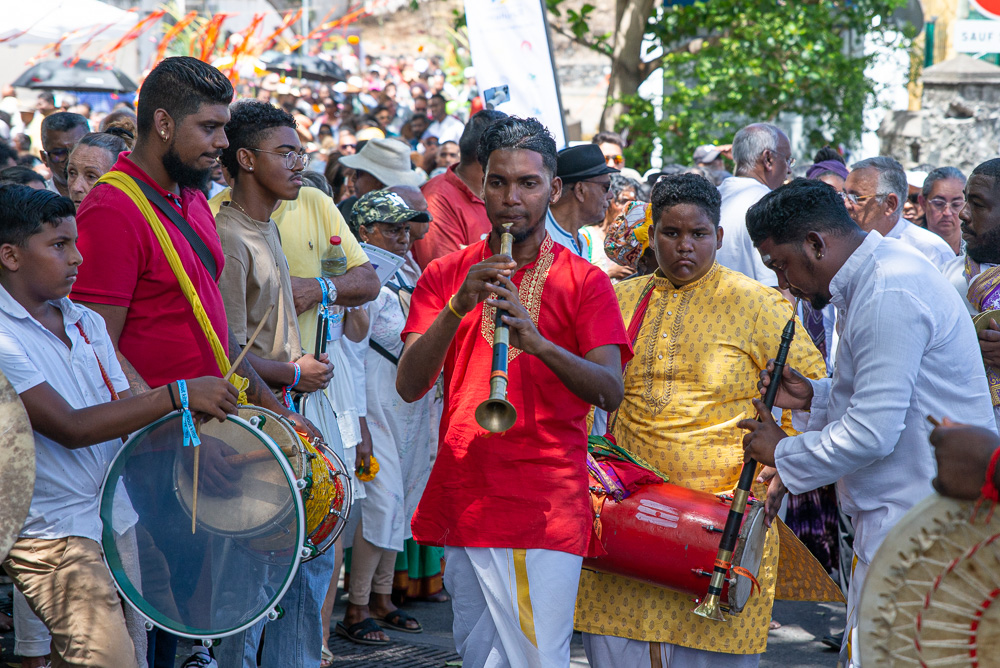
[0,51,998,668]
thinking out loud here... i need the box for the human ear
[153,109,173,142]
[0,244,19,273]
[237,148,255,174]
[716,225,724,250]
[550,176,562,204]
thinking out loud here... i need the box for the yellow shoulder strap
[97,171,249,403]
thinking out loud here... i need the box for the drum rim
[728,501,768,612]
[99,411,307,640]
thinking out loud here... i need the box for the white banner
[955,19,1000,53]
[464,0,567,147]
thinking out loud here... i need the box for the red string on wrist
[982,446,1000,503]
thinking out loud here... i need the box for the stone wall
[879,54,1000,172]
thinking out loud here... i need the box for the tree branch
[548,19,613,57]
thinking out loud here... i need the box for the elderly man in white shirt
[739,178,997,668]
[716,122,792,287]
[842,156,955,269]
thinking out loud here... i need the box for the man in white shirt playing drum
[738,178,996,668]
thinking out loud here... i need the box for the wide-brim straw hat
[340,138,424,187]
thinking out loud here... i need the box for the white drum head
[859,494,1000,667]
[100,413,306,640]
[730,502,768,613]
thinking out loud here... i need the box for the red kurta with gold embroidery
[402,235,631,555]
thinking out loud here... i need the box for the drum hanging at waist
[583,469,769,615]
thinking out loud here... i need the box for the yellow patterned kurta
[574,263,827,654]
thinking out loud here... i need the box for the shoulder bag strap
[369,339,399,366]
[128,176,218,279]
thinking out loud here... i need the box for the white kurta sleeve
[775,290,935,494]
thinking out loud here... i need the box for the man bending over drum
[740,178,996,668]
[574,174,826,667]
[396,116,631,667]
[0,185,237,668]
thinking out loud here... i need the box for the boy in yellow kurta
[575,174,826,666]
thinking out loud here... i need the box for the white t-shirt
[0,287,130,542]
[716,176,778,287]
[423,115,465,144]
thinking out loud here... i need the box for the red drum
[583,481,768,614]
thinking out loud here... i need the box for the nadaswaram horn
[475,223,518,433]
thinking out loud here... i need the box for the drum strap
[74,322,119,401]
[606,278,657,434]
[95,171,249,405]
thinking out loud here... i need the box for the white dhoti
[443,546,582,668]
[582,634,761,668]
[840,555,869,668]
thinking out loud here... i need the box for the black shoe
[822,632,844,650]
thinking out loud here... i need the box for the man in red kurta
[397,116,630,667]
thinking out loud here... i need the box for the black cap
[557,144,619,184]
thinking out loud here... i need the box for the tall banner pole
[465,0,568,147]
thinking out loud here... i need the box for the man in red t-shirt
[397,116,631,666]
[72,57,317,666]
[73,57,312,433]
[411,109,507,269]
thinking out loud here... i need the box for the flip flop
[376,609,423,633]
[334,619,389,646]
[320,645,334,667]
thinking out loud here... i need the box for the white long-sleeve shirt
[885,217,956,270]
[775,232,996,564]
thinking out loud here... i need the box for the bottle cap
[330,236,341,245]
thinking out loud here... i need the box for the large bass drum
[100,412,305,640]
[583,482,769,614]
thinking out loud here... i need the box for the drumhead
[100,413,305,640]
[730,502,768,613]
[859,494,1000,667]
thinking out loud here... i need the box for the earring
[249,167,253,172]
[817,252,824,260]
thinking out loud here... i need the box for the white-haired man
[717,123,792,287]
[843,156,953,270]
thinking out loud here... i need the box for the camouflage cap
[353,190,432,228]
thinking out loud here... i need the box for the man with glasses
[842,156,954,269]
[39,112,88,198]
[213,98,335,668]
[918,166,966,255]
[717,122,792,288]
[592,130,643,182]
[547,144,618,258]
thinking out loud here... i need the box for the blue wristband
[316,277,329,310]
[178,379,201,447]
[291,362,302,389]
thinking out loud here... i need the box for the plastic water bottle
[321,236,347,342]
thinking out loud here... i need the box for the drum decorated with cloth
[217,406,351,560]
[584,481,769,614]
[100,412,305,640]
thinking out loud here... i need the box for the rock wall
[880,54,1000,172]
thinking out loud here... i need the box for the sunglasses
[607,155,624,166]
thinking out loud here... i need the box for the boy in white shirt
[0,184,238,668]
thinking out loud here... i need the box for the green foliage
[562,0,909,166]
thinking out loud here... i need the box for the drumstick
[191,422,201,534]
[927,415,942,427]
[225,304,275,383]
[225,445,296,467]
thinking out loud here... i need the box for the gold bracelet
[447,295,464,319]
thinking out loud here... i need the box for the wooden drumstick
[191,423,201,534]
[225,304,275,383]
[225,445,296,467]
